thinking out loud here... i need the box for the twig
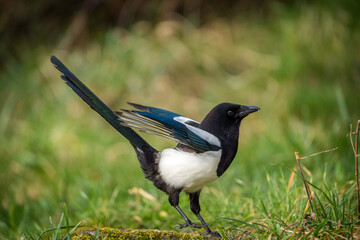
[349,125,360,158]
[295,152,317,219]
[298,147,338,160]
[350,124,356,154]
[355,120,360,218]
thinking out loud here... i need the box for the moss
[66,227,210,240]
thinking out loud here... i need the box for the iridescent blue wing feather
[116,104,221,152]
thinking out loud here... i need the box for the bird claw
[201,231,221,238]
[174,222,207,229]
[175,223,221,238]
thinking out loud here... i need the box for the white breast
[159,148,222,193]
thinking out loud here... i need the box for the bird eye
[227,110,234,117]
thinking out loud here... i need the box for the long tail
[50,56,158,170]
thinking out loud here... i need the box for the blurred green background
[1,0,360,238]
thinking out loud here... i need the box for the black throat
[199,118,241,177]
[216,123,241,177]
[215,124,240,176]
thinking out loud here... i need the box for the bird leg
[190,191,221,237]
[169,189,219,236]
[195,213,221,237]
[173,205,207,229]
[168,190,206,229]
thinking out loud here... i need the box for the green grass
[1,3,360,239]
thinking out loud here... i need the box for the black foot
[202,231,221,239]
[174,221,207,229]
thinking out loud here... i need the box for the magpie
[50,55,260,237]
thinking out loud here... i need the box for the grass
[1,3,360,239]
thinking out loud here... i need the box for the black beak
[236,105,260,118]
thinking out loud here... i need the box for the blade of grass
[94,224,101,239]
[61,204,70,240]
[313,217,330,237]
[225,218,268,233]
[53,213,64,240]
[314,192,327,219]
[64,204,69,231]
[66,222,82,238]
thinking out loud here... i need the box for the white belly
[159,148,222,193]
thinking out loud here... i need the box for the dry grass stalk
[350,121,360,218]
[294,147,338,221]
[294,152,316,219]
[355,121,360,218]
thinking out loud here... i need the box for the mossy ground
[67,227,208,240]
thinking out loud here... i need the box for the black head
[200,102,260,177]
[200,102,260,136]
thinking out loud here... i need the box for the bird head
[200,103,260,176]
[200,103,260,130]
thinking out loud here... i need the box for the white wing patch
[186,124,221,147]
[174,116,221,147]
[173,116,199,125]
